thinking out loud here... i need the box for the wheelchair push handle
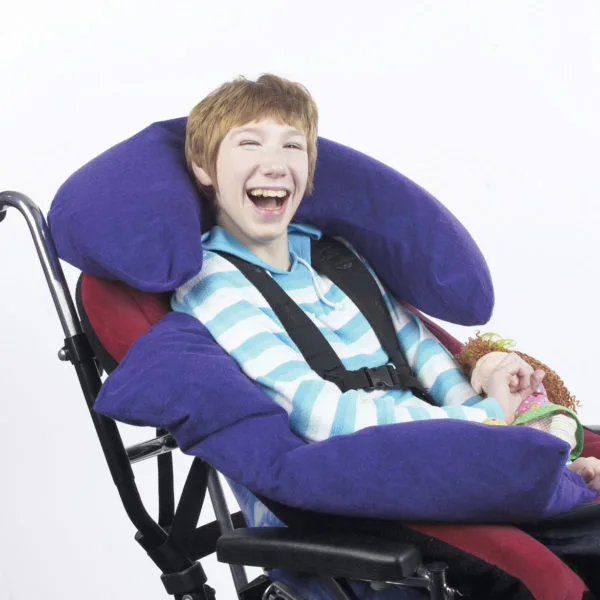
[0,190,81,339]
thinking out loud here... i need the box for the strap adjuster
[160,562,208,595]
[363,364,397,390]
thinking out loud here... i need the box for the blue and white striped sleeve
[172,255,505,444]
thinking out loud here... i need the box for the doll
[456,332,582,459]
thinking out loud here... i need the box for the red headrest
[78,274,170,369]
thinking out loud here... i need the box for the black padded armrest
[585,425,600,435]
[216,527,421,581]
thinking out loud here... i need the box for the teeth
[247,188,288,198]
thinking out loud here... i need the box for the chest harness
[217,236,433,403]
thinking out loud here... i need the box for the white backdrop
[1,1,599,598]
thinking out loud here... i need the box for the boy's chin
[248,227,289,244]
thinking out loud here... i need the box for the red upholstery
[80,275,169,363]
[410,522,587,599]
[583,428,600,458]
[80,275,464,368]
[81,273,597,598]
[399,301,463,356]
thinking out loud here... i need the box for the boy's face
[193,118,309,254]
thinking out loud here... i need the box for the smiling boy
[183,75,316,272]
[173,74,545,444]
[165,74,600,597]
[189,118,308,271]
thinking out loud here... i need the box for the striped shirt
[171,224,504,443]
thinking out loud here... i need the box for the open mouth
[246,188,290,212]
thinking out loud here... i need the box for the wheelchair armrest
[216,527,421,581]
[586,425,600,435]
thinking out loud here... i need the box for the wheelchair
[3,126,600,598]
[0,190,461,600]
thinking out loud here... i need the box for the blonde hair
[185,74,319,203]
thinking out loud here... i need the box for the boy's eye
[239,140,260,146]
[284,143,305,150]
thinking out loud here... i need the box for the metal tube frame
[0,191,80,338]
[0,191,167,545]
[1,191,455,600]
[207,469,249,592]
[0,191,218,597]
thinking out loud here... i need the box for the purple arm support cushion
[95,312,595,523]
[49,118,493,325]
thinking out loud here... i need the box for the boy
[172,74,600,597]
[174,73,555,441]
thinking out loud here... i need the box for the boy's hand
[569,457,600,491]
[484,353,545,424]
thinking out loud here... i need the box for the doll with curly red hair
[456,332,600,489]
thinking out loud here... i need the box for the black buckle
[363,364,396,390]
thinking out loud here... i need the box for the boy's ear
[191,162,213,187]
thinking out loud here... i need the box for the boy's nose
[259,160,286,177]
[257,147,287,177]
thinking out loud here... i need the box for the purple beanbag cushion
[49,118,493,325]
[94,311,595,523]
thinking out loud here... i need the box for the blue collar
[202,223,322,274]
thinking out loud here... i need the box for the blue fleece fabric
[49,117,595,522]
[94,311,596,523]
[48,117,493,325]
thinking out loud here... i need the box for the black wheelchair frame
[0,190,458,600]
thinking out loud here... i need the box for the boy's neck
[249,234,291,271]
[215,219,291,271]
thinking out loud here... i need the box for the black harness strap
[216,237,431,402]
[218,251,345,381]
[311,237,428,398]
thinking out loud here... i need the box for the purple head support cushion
[49,117,493,325]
